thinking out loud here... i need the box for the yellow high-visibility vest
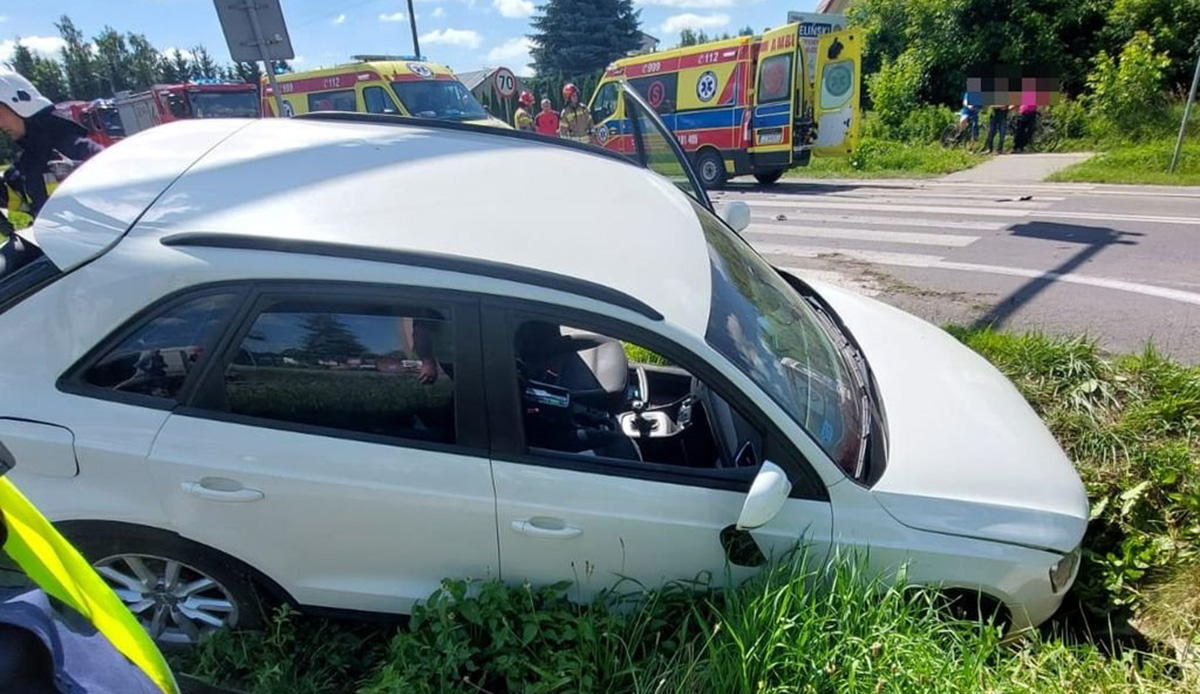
[0,477,179,694]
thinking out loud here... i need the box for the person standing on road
[558,83,593,144]
[0,70,103,236]
[535,98,560,137]
[514,90,536,132]
[983,104,1011,154]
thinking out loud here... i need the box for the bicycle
[1028,115,1061,152]
[940,113,980,148]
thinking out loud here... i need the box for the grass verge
[787,138,985,179]
[176,328,1199,693]
[1047,139,1200,185]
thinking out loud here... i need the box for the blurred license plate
[758,130,784,145]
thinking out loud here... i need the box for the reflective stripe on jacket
[559,104,593,138]
[0,478,178,694]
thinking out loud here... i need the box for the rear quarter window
[0,236,60,316]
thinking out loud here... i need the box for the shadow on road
[973,222,1143,330]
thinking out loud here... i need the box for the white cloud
[493,0,534,18]
[0,16,8,23]
[420,28,482,48]
[291,55,307,66]
[637,0,750,7]
[486,36,533,66]
[432,7,446,17]
[660,13,730,33]
[161,47,197,63]
[332,14,346,25]
[379,12,407,22]
[0,36,67,62]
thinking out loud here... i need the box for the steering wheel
[690,378,757,468]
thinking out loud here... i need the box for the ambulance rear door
[749,24,800,165]
[812,29,862,156]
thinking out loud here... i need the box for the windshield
[391,80,488,121]
[95,108,124,136]
[698,204,866,478]
[188,90,260,118]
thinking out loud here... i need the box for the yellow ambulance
[587,24,861,188]
[261,56,508,127]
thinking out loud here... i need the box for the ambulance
[261,56,508,128]
[588,23,861,189]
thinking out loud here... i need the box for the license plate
[758,130,784,145]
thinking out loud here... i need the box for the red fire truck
[54,99,126,147]
[113,82,260,136]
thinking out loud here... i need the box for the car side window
[84,293,238,400]
[363,86,397,114]
[218,297,458,444]
[307,89,357,113]
[513,319,763,471]
[758,54,793,103]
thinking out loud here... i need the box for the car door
[749,24,800,161]
[812,29,862,156]
[146,282,498,614]
[483,302,833,600]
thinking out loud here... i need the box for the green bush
[1085,31,1173,138]
[1047,98,1093,140]
[866,49,927,139]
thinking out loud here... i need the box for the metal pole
[406,0,421,59]
[243,0,286,117]
[1169,45,1200,174]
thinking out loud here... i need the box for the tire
[694,149,727,190]
[60,523,267,646]
[753,169,785,185]
[940,123,961,148]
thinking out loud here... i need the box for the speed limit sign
[494,67,517,99]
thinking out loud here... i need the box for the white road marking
[743,199,1200,225]
[745,224,979,247]
[750,212,1008,231]
[819,195,1054,208]
[755,244,1200,306]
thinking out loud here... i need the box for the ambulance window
[591,83,619,123]
[629,74,678,115]
[364,86,398,114]
[758,54,793,103]
[308,89,357,113]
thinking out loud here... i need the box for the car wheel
[63,525,266,646]
[753,169,785,185]
[695,149,727,190]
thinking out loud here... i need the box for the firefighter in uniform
[558,83,594,144]
[513,90,535,132]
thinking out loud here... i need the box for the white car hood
[808,280,1088,554]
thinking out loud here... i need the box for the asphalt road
[713,178,1200,363]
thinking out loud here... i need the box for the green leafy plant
[1085,31,1172,138]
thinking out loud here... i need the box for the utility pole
[406,0,421,59]
[1170,35,1200,174]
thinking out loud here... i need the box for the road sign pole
[406,0,421,59]
[1169,42,1200,174]
[242,1,287,117]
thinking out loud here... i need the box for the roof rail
[160,233,664,321]
[294,111,634,167]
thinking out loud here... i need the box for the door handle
[181,479,264,503]
[510,518,582,540]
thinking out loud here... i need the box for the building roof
[32,117,714,334]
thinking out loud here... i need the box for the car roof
[33,117,715,334]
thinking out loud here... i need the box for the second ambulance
[589,23,862,189]
[262,56,507,128]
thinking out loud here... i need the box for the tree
[191,45,219,80]
[738,25,754,37]
[93,26,133,95]
[30,59,69,103]
[1102,0,1200,91]
[56,15,102,99]
[301,314,368,361]
[234,62,262,84]
[169,49,193,83]
[530,0,641,79]
[127,33,164,90]
[8,42,36,78]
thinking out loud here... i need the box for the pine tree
[8,42,36,78]
[234,62,262,84]
[530,0,641,78]
[301,314,368,361]
[127,33,164,90]
[56,15,102,99]
[739,25,755,37]
[191,45,219,80]
[170,49,193,83]
[93,26,133,95]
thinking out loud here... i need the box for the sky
[0,0,818,76]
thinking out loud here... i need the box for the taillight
[741,110,752,146]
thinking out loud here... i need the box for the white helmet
[0,69,54,119]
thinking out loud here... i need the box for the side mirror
[736,461,792,530]
[718,200,751,234]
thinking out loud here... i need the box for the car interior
[515,320,762,470]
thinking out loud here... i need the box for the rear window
[0,235,60,315]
